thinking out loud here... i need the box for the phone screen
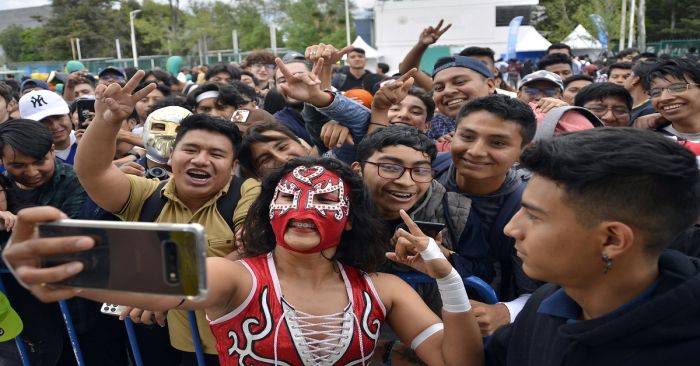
[76,99,95,126]
[230,109,250,124]
[38,221,206,299]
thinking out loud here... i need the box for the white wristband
[419,237,445,261]
[436,268,471,313]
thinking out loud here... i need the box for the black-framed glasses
[647,82,700,98]
[585,104,630,117]
[523,86,559,97]
[363,161,433,183]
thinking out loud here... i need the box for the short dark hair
[237,120,301,176]
[629,60,659,91]
[633,52,657,62]
[135,82,171,99]
[574,83,633,111]
[537,53,573,70]
[240,70,259,86]
[642,58,700,91]
[144,69,172,86]
[455,94,537,147]
[608,62,633,74]
[148,95,189,117]
[0,82,12,103]
[407,86,435,122]
[0,119,53,160]
[520,128,700,253]
[230,80,258,102]
[242,157,388,273]
[205,62,241,82]
[174,114,242,157]
[617,47,639,59]
[187,82,246,109]
[356,125,437,165]
[377,62,390,74]
[547,43,572,56]
[349,47,366,56]
[459,47,496,63]
[244,50,276,66]
[563,74,594,89]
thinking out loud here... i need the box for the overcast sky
[0,0,377,11]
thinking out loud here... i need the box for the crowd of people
[0,18,699,366]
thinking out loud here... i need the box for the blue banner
[590,14,609,50]
[507,16,524,60]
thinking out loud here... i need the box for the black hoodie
[487,250,700,366]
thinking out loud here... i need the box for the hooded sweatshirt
[487,250,700,366]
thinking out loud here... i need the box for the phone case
[38,220,208,301]
[100,303,126,317]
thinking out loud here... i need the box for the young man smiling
[19,89,78,165]
[435,94,539,335]
[75,71,249,365]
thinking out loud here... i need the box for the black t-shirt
[10,183,40,212]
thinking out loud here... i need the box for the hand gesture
[305,43,354,65]
[386,210,453,279]
[120,306,167,327]
[66,71,88,88]
[437,131,454,143]
[94,70,156,126]
[275,57,327,106]
[372,68,418,110]
[418,19,452,46]
[118,161,145,177]
[633,113,669,130]
[0,211,16,232]
[536,97,568,114]
[469,300,511,336]
[320,121,354,148]
[1,207,94,302]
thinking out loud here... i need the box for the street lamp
[130,10,142,68]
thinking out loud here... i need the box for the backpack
[138,176,244,231]
[533,106,605,141]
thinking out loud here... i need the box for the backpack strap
[138,180,169,222]
[138,177,243,230]
[534,106,605,141]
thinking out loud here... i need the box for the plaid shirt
[6,158,86,218]
[427,113,456,140]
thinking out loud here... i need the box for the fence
[645,39,700,57]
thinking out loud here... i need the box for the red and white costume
[209,253,386,365]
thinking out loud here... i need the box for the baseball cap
[19,90,70,121]
[20,79,49,94]
[0,293,23,342]
[432,56,494,79]
[282,52,305,63]
[65,60,86,73]
[98,66,126,81]
[519,70,564,91]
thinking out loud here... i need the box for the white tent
[516,26,552,53]
[562,24,604,55]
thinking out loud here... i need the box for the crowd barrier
[1,269,496,365]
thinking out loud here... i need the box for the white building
[373,0,540,72]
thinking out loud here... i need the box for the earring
[602,253,613,274]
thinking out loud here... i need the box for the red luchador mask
[269,165,350,253]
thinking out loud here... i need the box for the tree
[646,0,700,41]
[128,0,192,55]
[535,0,622,49]
[279,0,355,51]
[0,25,47,62]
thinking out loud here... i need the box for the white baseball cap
[19,90,70,121]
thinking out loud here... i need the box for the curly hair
[242,157,388,273]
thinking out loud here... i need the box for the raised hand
[386,210,453,279]
[418,19,452,46]
[305,43,354,65]
[275,57,330,107]
[94,70,156,126]
[372,68,417,110]
[320,121,354,148]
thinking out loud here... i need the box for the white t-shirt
[55,131,77,161]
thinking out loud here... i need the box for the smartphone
[395,220,446,238]
[38,220,207,300]
[230,109,250,124]
[76,98,95,125]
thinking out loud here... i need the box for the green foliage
[535,0,622,47]
[646,0,700,41]
[131,0,192,55]
[279,0,354,51]
[0,25,47,62]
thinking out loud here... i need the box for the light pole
[130,10,142,68]
[344,0,351,46]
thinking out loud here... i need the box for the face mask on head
[142,106,192,164]
[269,165,350,253]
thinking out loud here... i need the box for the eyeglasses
[647,82,700,98]
[585,104,630,117]
[363,161,433,183]
[250,63,276,71]
[523,86,559,97]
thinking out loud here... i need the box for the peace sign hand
[371,68,417,111]
[94,70,156,126]
[418,19,452,46]
[275,57,330,106]
[386,210,454,279]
